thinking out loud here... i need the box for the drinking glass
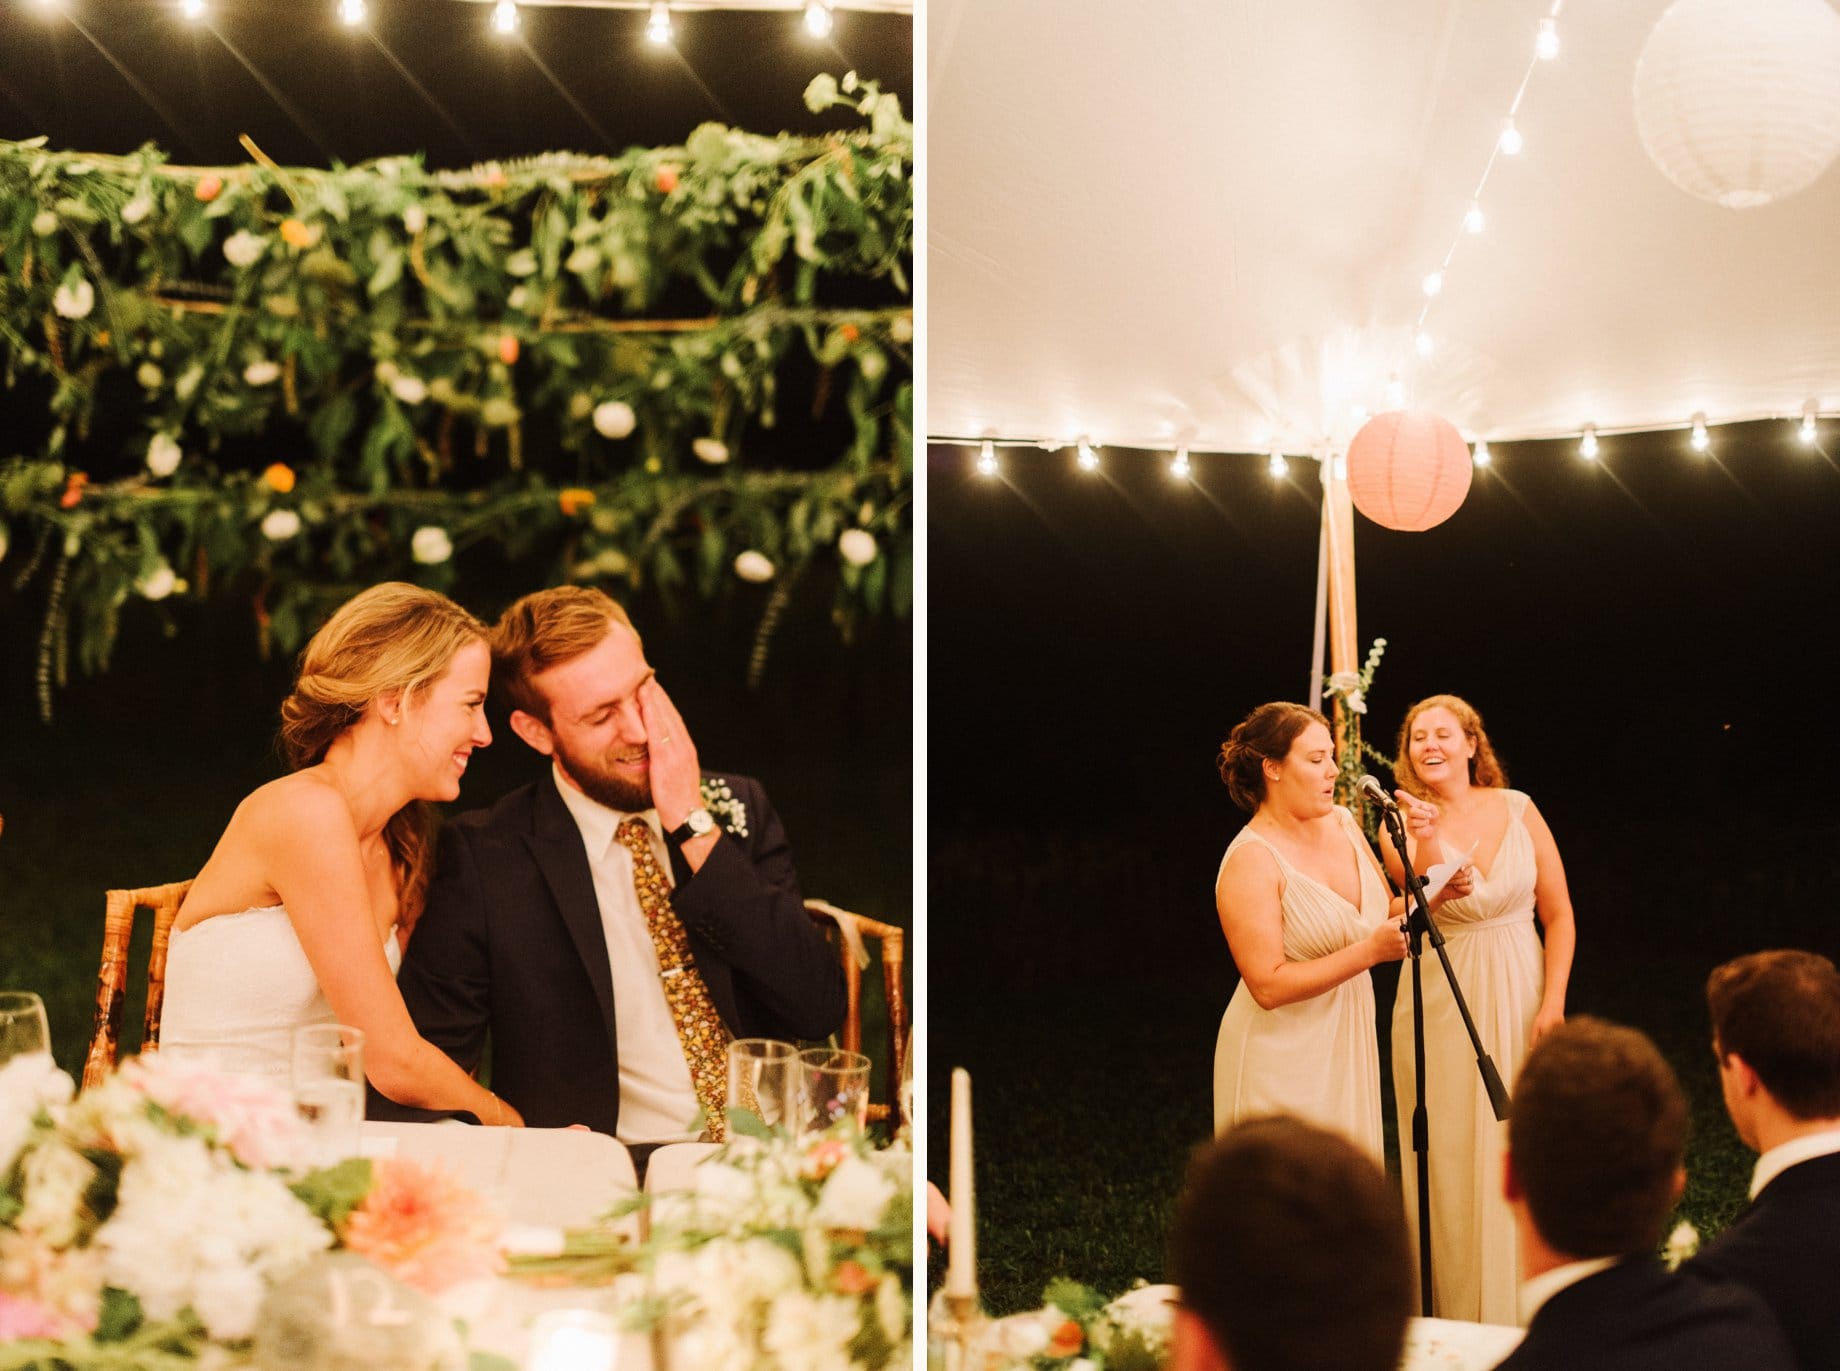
[292,1023,365,1165]
[799,1047,872,1133]
[0,991,52,1068]
[727,1038,800,1131]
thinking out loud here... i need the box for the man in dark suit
[1494,1017,1795,1371]
[1686,950,1840,1371]
[376,586,845,1156]
[1166,1116,1412,1371]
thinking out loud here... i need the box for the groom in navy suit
[1686,950,1840,1371]
[1493,1017,1794,1371]
[378,586,845,1151]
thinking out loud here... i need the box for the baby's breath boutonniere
[700,777,749,838]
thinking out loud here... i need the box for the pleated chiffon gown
[1213,805,1390,1162]
[1392,789,1545,1325]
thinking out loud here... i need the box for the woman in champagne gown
[1213,703,1465,1161]
[161,583,522,1126]
[1382,694,1576,1325]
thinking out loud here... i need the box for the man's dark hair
[1708,949,1840,1120]
[1168,1116,1410,1371]
[1509,1016,1687,1258]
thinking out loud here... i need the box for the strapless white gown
[161,906,401,1085]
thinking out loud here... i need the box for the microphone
[1357,774,1399,811]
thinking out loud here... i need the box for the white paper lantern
[1633,0,1840,209]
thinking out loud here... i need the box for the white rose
[994,1310,1058,1359]
[222,230,267,268]
[146,433,182,477]
[812,1154,897,1230]
[692,437,729,465]
[18,1140,96,1245]
[1327,670,1360,693]
[374,358,400,385]
[507,285,529,311]
[52,278,95,320]
[592,400,636,439]
[261,509,301,542]
[889,313,913,344]
[762,1290,860,1370]
[1344,688,1367,715]
[121,193,153,225]
[389,373,427,404]
[136,362,164,390]
[412,526,453,565]
[137,564,177,600]
[837,528,877,566]
[243,360,280,385]
[31,209,57,237]
[0,1053,74,1175]
[733,550,775,583]
[402,203,427,235]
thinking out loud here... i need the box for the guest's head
[492,585,655,809]
[1708,950,1840,1150]
[1218,703,1335,817]
[1505,1017,1688,1268]
[1167,1116,1411,1371]
[1392,693,1507,800]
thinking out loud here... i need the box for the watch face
[688,808,715,835]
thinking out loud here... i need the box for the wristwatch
[666,807,716,845]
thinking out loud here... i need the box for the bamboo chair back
[803,899,908,1124]
[81,880,192,1089]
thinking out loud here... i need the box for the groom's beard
[555,740,653,813]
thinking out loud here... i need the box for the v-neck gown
[1213,805,1389,1162]
[1392,789,1545,1325]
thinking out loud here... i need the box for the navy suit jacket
[1493,1255,1795,1371]
[1686,1151,1840,1371]
[371,771,846,1136]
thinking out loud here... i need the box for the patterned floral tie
[614,817,732,1142]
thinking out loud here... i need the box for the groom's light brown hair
[491,585,639,722]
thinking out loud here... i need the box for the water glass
[727,1038,800,1131]
[0,991,52,1067]
[292,1023,365,1166]
[799,1046,872,1133]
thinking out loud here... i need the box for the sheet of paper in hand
[1420,840,1477,904]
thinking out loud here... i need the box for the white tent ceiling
[927,0,1840,457]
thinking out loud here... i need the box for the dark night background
[0,1,912,1086]
[928,426,1840,1309]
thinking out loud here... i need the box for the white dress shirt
[553,764,702,1145]
[1518,1255,1618,1325]
[1749,1126,1840,1198]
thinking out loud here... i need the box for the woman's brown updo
[1218,702,1332,813]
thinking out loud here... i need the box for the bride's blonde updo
[279,583,488,927]
[1218,702,1332,813]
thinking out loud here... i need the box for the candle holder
[926,1288,991,1371]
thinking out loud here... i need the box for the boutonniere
[700,777,750,838]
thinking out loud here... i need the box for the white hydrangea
[222,230,267,268]
[837,528,878,567]
[32,209,58,237]
[402,203,427,235]
[261,509,301,542]
[733,550,776,583]
[53,278,95,320]
[812,1154,897,1231]
[146,433,182,477]
[17,1139,96,1246]
[761,1289,860,1371]
[692,437,730,465]
[120,192,153,225]
[412,526,453,565]
[592,400,636,440]
[137,564,178,601]
[244,359,281,386]
[390,373,428,404]
[136,362,164,390]
[0,1054,73,1176]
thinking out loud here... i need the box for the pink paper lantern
[1344,410,1472,532]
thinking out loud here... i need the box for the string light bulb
[492,0,519,34]
[1268,450,1289,479]
[976,440,999,477]
[1499,118,1523,156]
[1798,402,1819,446]
[1170,447,1191,480]
[337,0,367,26]
[1536,17,1559,60]
[1472,438,1492,468]
[1579,425,1599,460]
[645,1,673,45]
[1690,412,1710,452]
[1076,438,1100,472]
[1422,270,1444,298]
[28,0,66,12]
[180,0,209,20]
[1384,376,1406,408]
[803,0,833,38]
[1414,330,1434,357]
[1464,200,1486,235]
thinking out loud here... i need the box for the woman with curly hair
[1382,693,1576,1323]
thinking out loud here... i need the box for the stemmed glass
[0,991,52,1067]
[727,1038,800,1131]
[291,1023,366,1166]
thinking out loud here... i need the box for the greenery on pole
[0,74,912,719]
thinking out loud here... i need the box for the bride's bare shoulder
[231,771,355,837]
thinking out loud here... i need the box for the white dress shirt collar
[1518,1255,1619,1326]
[551,762,664,856]
[1750,1126,1840,1198]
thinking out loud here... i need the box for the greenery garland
[0,73,911,718]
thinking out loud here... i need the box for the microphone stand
[1377,797,1511,1318]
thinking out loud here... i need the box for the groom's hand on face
[638,677,702,828]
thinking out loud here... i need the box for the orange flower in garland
[1046,1319,1085,1359]
[59,472,88,509]
[558,487,595,516]
[339,1158,502,1295]
[497,333,520,365]
[194,174,223,202]
[279,218,319,250]
[262,463,296,493]
[655,163,681,194]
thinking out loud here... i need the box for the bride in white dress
[161,583,522,1126]
[1213,703,1468,1160]
[1382,694,1576,1324]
